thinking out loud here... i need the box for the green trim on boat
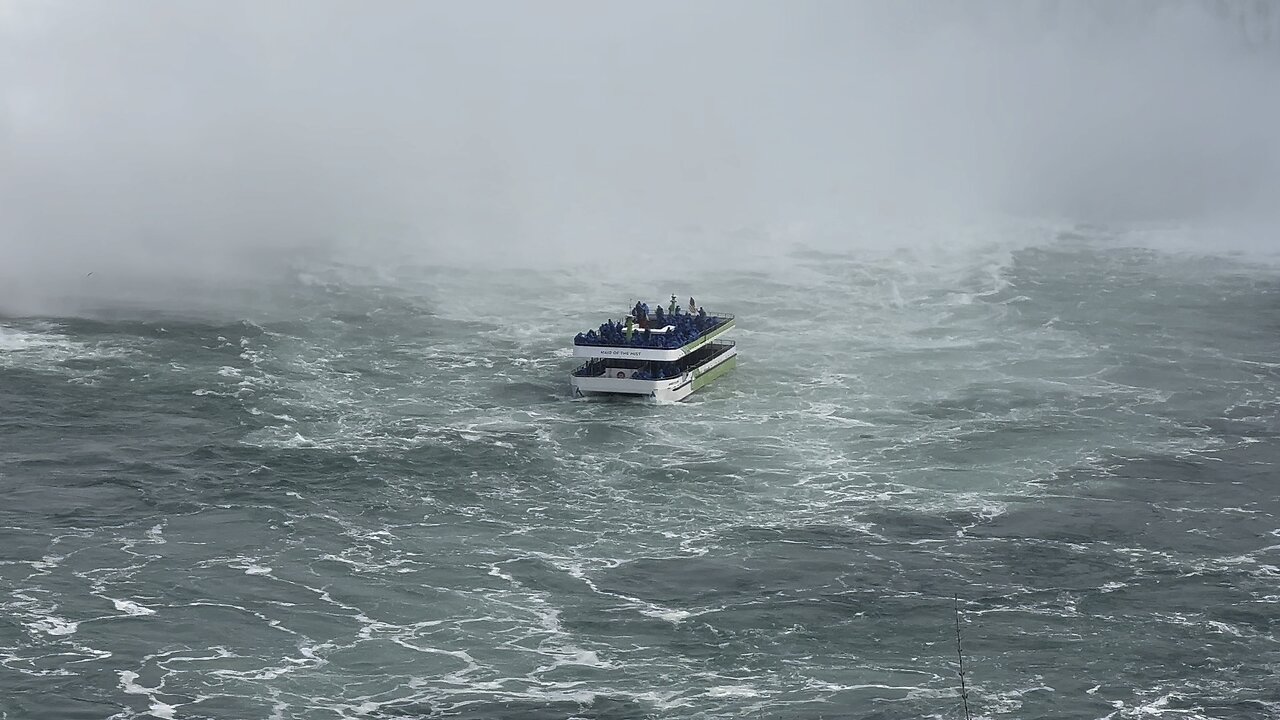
[692,355,737,391]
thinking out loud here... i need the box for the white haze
[0,0,1277,315]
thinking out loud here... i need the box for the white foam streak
[110,599,155,617]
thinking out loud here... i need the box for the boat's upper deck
[572,306,735,361]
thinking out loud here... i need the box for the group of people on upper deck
[574,294,716,348]
[630,295,704,330]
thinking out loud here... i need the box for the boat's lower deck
[570,341,736,402]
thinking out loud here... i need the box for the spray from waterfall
[2,0,1277,316]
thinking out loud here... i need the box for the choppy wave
[2,222,1279,719]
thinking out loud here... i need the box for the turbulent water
[2,223,1279,720]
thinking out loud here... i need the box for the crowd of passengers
[573,295,720,349]
[629,364,683,380]
[572,361,684,380]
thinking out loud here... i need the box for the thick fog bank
[2,0,1277,315]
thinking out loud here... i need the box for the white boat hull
[570,344,737,402]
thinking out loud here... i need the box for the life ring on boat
[616,371,626,378]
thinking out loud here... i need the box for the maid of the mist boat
[570,297,737,402]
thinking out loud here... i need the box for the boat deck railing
[572,340,735,379]
[572,311,734,350]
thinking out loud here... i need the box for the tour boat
[569,298,737,402]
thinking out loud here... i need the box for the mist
[2,0,1278,316]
